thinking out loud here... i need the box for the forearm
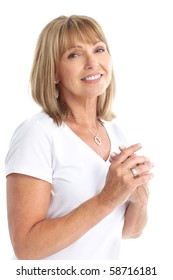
[122,202,148,239]
[15,195,112,260]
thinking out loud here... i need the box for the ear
[55,71,60,84]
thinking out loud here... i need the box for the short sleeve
[5,118,53,183]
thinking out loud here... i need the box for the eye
[68,52,80,59]
[96,47,106,53]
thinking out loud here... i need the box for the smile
[82,74,102,81]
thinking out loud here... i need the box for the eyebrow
[67,41,104,51]
[68,45,83,50]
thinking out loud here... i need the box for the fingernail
[119,145,126,149]
[110,152,117,157]
[137,143,142,147]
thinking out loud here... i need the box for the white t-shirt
[5,111,128,260]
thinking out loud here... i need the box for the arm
[110,148,153,239]
[7,174,112,260]
[7,144,153,259]
[122,182,150,238]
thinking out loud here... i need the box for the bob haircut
[30,15,116,125]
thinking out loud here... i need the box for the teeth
[84,74,101,81]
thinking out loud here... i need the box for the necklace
[70,116,102,146]
[86,126,102,146]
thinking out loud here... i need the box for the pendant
[94,136,102,145]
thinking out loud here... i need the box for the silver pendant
[94,136,102,145]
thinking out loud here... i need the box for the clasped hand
[100,143,154,209]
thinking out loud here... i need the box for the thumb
[109,152,118,163]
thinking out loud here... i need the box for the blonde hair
[30,15,116,125]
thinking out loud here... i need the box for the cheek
[58,68,70,83]
[107,56,113,72]
[57,62,69,82]
[101,54,112,74]
[104,59,113,82]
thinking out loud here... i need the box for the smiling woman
[5,15,153,260]
[30,15,115,125]
[57,41,112,101]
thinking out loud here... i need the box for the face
[56,41,112,101]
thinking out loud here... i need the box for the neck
[64,97,103,146]
[67,98,98,127]
[69,113,102,146]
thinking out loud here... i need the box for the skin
[6,41,154,259]
[109,147,153,238]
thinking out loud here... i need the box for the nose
[84,57,99,70]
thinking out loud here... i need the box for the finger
[133,172,154,187]
[113,143,142,166]
[135,161,154,176]
[109,152,118,163]
[129,161,154,179]
[122,154,151,170]
[119,145,126,150]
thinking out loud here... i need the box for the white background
[0,0,173,277]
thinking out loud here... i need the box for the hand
[99,144,153,209]
[127,183,150,205]
[119,145,153,205]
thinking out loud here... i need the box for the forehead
[58,21,107,56]
[65,40,103,50]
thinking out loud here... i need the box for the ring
[130,168,139,178]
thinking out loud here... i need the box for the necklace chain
[70,116,102,145]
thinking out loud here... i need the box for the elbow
[122,230,143,239]
[11,236,38,260]
[13,243,34,260]
[132,231,143,238]
[14,247,41,260]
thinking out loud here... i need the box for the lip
[81,73,103,82]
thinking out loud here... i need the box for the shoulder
[20,111,56,132]
[5,112,57,182]
[12,111,57,142]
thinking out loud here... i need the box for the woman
[5,15,153,260]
